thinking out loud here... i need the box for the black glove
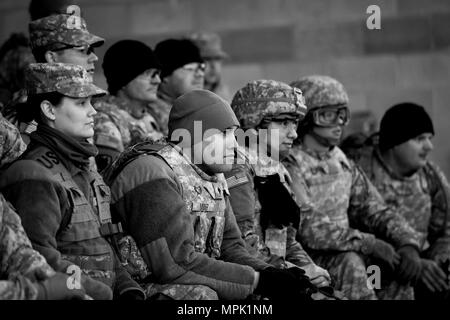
[397,245,422,284]
[419,259,450,293]
[118,289,146,300]
[37,272,87,300]
[254,174,300,229]
[369,239,400,272]
[255,267,316,301]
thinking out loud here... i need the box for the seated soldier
[225,80,332,290]
[1,114,86,300]
[94,40,165,172]
[357,103,450,300]
[0,63,143,300]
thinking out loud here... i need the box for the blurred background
[1,0,450,176]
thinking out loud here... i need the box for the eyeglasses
[52,45,95,55]
[140,69,161,79]
[312,106,350,127]
[181,63,206,74]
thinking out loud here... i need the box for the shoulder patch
[226,171,249,189]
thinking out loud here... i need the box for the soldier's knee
[191,285,219,300]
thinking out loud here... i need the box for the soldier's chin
[328,136,342,147]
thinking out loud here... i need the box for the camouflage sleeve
[0,194,55,300]
[347,162,422,249]
[285,226,314,267]
[93,110,127,172]
[0,114,26,168]
[93,111,124,149]
[424,162,450,261]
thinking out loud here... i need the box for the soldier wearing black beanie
[379,102,434,152]
[102,40,161,95]
[155,39,204,79]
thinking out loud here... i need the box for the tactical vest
[24,146,122,287]
[292,146,353,228]
[359,149,432,250]
[158,144,228,259]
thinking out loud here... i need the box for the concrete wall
[1,0,450,176]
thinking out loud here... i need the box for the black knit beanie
[379,102,434,151]
[168,90,239,146]
[102,40,161,95]
[154,39,204,79]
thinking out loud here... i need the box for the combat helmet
[290,75,350,137]
[231,79,307,130]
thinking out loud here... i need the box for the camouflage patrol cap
[290,75,349,110]
[231,79,307,130]
[25,63,106,97]
[29,14,104,52]
[188,32,229,60]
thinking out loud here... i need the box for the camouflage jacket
[225,146,315,268]
[0,113,26,169]
[0,193,55,300]
[93,95,165,167]
[283,144,422,252]
[358,146,450,261]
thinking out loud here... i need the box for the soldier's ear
[40,100,56,122]
[45,51,59,63]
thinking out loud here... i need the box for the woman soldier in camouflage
[0,63,144,300]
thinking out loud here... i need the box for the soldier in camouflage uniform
[93,40,165,173]
[357,103,450,300]
[0,112,88,300]
[283,75,423,300]
[151,39,206,132]
[0,63,144,300]
[225,80,331,289]
[105,89,317,300]
[3,12,104,145]
[188,32,232,102]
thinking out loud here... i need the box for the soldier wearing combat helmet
[283,75,423,300]
[226,80,339,299]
